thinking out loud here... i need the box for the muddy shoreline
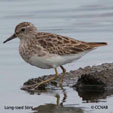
[22,63,113,92]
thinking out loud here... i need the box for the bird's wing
[36,32,95,55]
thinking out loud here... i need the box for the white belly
[29,51,90,69]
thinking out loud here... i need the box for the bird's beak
[3,33,17,43]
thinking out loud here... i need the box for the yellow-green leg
[59,66,66,87]
[34,68,58,89]
[23,68,59,89]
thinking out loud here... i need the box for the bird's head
[3,22,37,43]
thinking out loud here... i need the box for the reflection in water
[57,86,67,106]
[24,85,113,113]
[32,87,83,113]
[75,86,113,103]
[32,104,83,113]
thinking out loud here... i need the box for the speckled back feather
[34,32,107,55]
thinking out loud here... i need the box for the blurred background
[0,0,113,113]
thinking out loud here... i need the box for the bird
[3,22,107,89]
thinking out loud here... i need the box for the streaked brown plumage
[35,32,107,55]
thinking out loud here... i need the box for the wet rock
[74,63,113,89]
[21,63,113,92]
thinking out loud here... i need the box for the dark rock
[74,63,113,90]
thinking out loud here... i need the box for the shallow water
[0,0,113,113]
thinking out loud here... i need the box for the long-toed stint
[3,22,107,89]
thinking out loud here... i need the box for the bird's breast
[19,43,32,63]
[19,41,48,64]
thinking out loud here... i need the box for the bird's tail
[87,42,107,48]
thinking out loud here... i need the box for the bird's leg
[59,66,66,87]
[22,68,59,90]
[33,68,59,89]
[55,94,60,106]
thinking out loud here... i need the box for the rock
[21,63,113,92]
[74,63,113,90]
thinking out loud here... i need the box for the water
[0,0,113,113]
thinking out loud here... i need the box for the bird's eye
[21,28,25,32]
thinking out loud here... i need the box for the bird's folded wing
[36,32,93,55]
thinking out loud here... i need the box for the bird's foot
[21,83,44,91]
